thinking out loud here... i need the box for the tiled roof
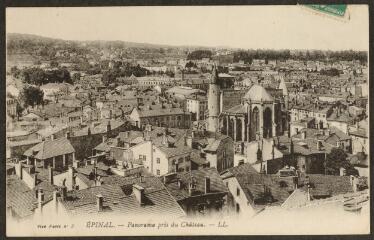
[61,175,185,217]
[163,167,228,202]
[94,137,119,152]
[6,167,57,219]
[299,174,354,197]
[74,119,125,136]
[6,175,38,219]
[137,107,188,118]
[24,138,75,160]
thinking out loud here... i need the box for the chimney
[106,121,111,133]
[96,194,104,211]
[133,184,145,206]
[205,177,211,194]
[94,166,98,179]
[109,109,113,119]
[177,179,183,189]
[140,175,145,183]
[188,182,196,196]
[174,163,179,173]
[65,131,70,139]
[51,134,55,141]
[28,165,35,174]
[48,167,54,185]
[73,160,79,169]
[80,116,83,124]
[317,140,323,151]
[163,173,177,184]
[33,174,38,188]
[88,127,91,135]
[53,190,59,213]
[162,133,168,146]
[307,185,311,201]
[102,135,107,143]
[60,186,67,201]
[301,131,306,139]
[16,162,23,179]
[68,166,75,190]
[38,188,45,211]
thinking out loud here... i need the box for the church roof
[243,84,274,102]
[278,78,288,96]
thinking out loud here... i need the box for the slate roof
[221,163,293,208]
[204,135,230,152]
[24,138,75,160]
[244,84,274,102]
[222,104,246,115]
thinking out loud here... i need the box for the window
[156,158,160,164]
[185,156,190,162]
[156,170,160,175]
[178,158,183,163]
[236,203,240,213]
[186,166,190,172]
[236,187,240,196]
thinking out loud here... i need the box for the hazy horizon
[6,5,369,51]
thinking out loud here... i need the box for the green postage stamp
[304,4,347,18]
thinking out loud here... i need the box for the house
[23,138,76,171]
[293,127,351,153]
[241,138,284,174]
[348,152,368,177]
[349,119,368,155]
[40,83,72,102]
[129,106,191,129]
[204,135,235,173]
[220,163,294,217]
[186,94,208,121]
[6,163,57,222]
[162,168,228,216]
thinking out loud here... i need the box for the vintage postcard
[5,5,370,236]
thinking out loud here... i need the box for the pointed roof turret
[210,64,219,84]
[278,76,288,96]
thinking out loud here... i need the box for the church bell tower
[207,65,220,133]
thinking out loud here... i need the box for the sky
[6,5,369,51]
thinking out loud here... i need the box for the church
[207,66,289,143]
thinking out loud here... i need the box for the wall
[129,141,152,170]
[152,147,170,176]
[21,168,36,189]
[223,177,257,217]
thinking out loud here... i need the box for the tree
[50,60,59,68]
[325,148,358,176]
[72,72,81,83]
[20,86,44,108]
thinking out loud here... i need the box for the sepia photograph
[5,4,370,236]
